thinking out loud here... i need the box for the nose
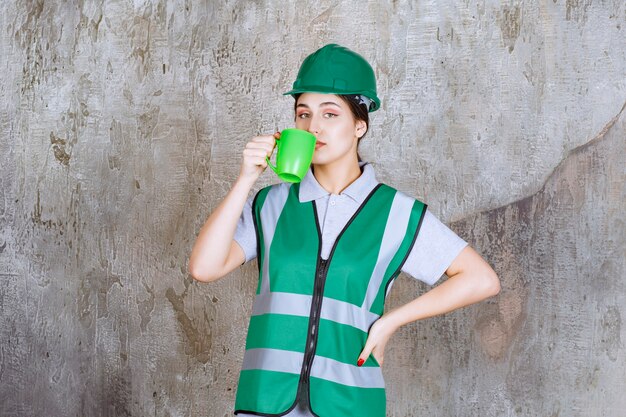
[307,114,321,136]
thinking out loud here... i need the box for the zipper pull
[319,258,328,274]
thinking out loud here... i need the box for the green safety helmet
[283,43,381,112]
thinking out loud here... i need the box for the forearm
[383,270,500,330]
[188,176,254,281]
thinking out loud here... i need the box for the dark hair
[293,93,370,162]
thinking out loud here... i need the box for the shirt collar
[298,161,379,204]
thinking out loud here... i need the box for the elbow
[484,269,501,297]
[187,260,216,283]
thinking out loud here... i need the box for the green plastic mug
[266,128,317,183]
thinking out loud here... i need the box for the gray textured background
[1,1,624,416]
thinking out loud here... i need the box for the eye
[297,112,310,119]
[324,113,338,118]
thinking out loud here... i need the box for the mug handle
[265,136,280,174]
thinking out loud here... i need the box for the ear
[355,120,367,138]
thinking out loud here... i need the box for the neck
[312,155,362,195]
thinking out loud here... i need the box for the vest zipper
[291,185,383,415]
[295,256,329,412]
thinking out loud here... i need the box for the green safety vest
[234,181,427,417]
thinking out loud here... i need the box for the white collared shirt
[234,161,468,286]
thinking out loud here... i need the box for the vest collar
[298,161,379,205]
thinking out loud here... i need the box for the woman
[188,44,500,417]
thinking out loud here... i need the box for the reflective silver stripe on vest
[251,292,379,333]
[242,348,303,375]
[252,292,312,317]
[259,184,292,294]
[310,354,385,389]
[320,297,380,333]
[242,348,384,389]
[361,191,414,311]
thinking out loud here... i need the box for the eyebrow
[296,102,342,109]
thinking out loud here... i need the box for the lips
[315,141,326,150]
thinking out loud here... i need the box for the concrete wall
[1,1,624,416]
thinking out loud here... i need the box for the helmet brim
[282,89,380,112]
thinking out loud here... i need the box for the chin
[311,156,329,166]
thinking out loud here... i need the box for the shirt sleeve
[233,196,258,264]
[401,209,468,285]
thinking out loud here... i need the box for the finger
[250,135,271,141]
[246,142,274,154]
[246,142,268,149]
[251,157,268,168]
[244,148,271,158]
[246,136,276,146]
[372,348,384,366]
[251,134,277,144]
[357,340,374,367]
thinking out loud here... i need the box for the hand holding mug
[239,132,281,183]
